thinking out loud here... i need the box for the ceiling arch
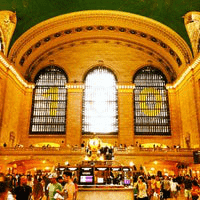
[8,10,193,83]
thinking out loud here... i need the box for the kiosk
[56,135,135,199]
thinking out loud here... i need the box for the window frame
[29,65,68,135]
[82,66,118,135]
[133,66,171,136]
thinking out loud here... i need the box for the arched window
[30,66,67,135]
[133,66,171,135]
[82,67,118,134]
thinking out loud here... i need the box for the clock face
[139,87,162,116]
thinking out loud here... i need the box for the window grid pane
[82,67,118,134]
[134,67,171,135]
[30,66,67,135]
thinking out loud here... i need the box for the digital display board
[124,179,131,185]
[80,176,93,183]
[97,177,104,183]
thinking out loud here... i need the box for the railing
[0,146,86,153]
[0,146,196,153]
[114,146,196,153]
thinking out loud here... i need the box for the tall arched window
[30,66,67,135]
[82,67,118,134]
[133,66,171,135]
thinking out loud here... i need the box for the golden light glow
[34,143,60,147]
[99,156,104,161]
[0,55,35,89]
[141,143,167,148]
[84,156,89,161]
[166,56,200,89]
[65,161,69,165]
[129,162,134,167]
[88,136,100,151]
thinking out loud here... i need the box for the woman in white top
[137,176,148,200]
[170,178,179,200]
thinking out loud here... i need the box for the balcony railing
[0,146,196,153]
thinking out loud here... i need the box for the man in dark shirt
[14,176,32,200]
[184,175,192,200]
[0,181,8,200]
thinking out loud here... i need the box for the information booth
[56,161,135,200]
[56,161,135,186]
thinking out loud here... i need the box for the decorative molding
[25,38,176,82]
[9,10,192,68]
[15,25,183,68]
[166,54,200,89]
[65,83,84,92]
[66,83,136,93]
[0,53,35,89]
[184,11,200,58]
[117,83,135,93]
[0,11,16,56]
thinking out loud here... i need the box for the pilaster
[66,83,84,146]
[117,83,135,145]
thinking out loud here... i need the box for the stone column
[66,83,84,147]
[19,87,34,147]
[117,83,135,146]
[166,84,182,147]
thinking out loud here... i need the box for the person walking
[170,178,179,200]
[0,181,8,200]
[47,174,62,200]
[32,178,44,200]
[56,172,75,200]
[184,175,192,200]
[191,180,200,200]
[13,175,32,200]
[73,178,78,200]
[137,176,148,200]
[162,176,171,200]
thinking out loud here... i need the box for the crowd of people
[0,172,78,200]
[132,174,200,200]
[0,170,200,200]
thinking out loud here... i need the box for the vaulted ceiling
[8,10,193,83]
[2,0,199,83]
[3,0,200,48]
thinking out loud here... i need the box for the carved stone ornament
[184,11,200,57]
[0,11,17,55]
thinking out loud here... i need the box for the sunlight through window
[82,67,118,134]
